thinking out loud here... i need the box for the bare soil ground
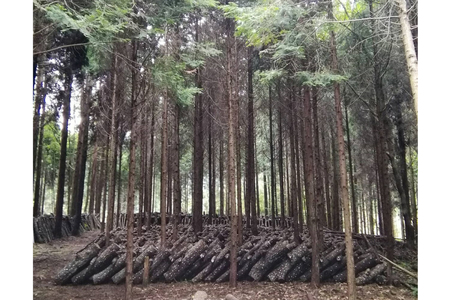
[33,230,417,300]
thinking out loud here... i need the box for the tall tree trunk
[89,141,99,214]
[220,137,224,217]
[293,87,304,233]
[263,174,268,217]
[322,125,332,229]
[328,7,357,294]
[395,0,418,118]
[192,16,204,234]
[72,75,92,236]
[344,102,358,233]
[246,46,258,235]
[137,105,146,237]
[369,0,395,282]
[330,123,341,231]
[173,104,182,240]
[394,104,415,246]
[33,61,45,183]
[409,137,418,238]
[226,10,238,287]
[106,54,119,244]
[101,136,110,232]
[125,40,138,300]
[33,80,46,217]
[269,86,276,229]
[146,100,156,228]
[312,87,325,250]
[208,97,215,223]
[289,83,300,244]
[116,131,124,227]
[302,86,320,287]
[53,67,73,238]
[278,83,286,229]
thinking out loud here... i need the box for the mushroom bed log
[54,223,414,286]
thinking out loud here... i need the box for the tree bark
[226,10,238,287]
[72,75,92,236]
[54,66,73,238]
[125,40,138,300]
[328,5,357,294]
[106,54,119,244]
[269,86,276,229]
[278,82,286,229]
[302,86,320,287]
[344,102,358,233]
[193,15,204,234]
[33,77,46,217]
[395,0,418,119]
[173,104,182,240]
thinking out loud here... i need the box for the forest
[32,0,418,300]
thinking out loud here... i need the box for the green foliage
[181,42,222,69]
[185,0,218,8]
[254,69,285,85]
[295,70,347,86]
[153,56,201,106]
[224,0,304,47]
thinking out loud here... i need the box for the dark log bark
[355,262,387,285]
[72,242,120,284]
[55,235,105,285]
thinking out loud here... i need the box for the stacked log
[33,214,100,243]
[54,224,408,286]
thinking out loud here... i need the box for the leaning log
[356,262,388,285]
[55,236,106,285]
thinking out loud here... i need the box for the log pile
[54,224,412,286]
[33,214,100,243]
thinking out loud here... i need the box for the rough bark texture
[54,68,73,239]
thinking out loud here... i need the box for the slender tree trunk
[208,98,215,223]
[322,125,332,229]
[41,167,47,215]
[289,84,300,244]
[312,87,325,251]
[394,105,415,246]
[293,87,304,233]
[116,131,124,227]
[84,158,92,214]
[246,46,257,235]
[269,86,276,229]
[263,174,268,217]
[137,106,146,237]
[33,83,46,217]
[146,100,156,228]
[173,104,182,240]
[106,54,119,244]
[33,62,45,183]
[330,123,341,231]
[328,8,356,294]
[278,83,286,229]
[220,138,224,217]
[409,138,418,238]
[101,137,110,232]
[89,141,99,214]
[192,16,204,234]
[53,67,73,238]
[344,103,358,233]
[72,75,92,236]
[125,40,138,300]
[369,0,395,282]
[302,86,320,287]
[395,0,418,118]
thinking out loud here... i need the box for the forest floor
[33,230,417,300]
